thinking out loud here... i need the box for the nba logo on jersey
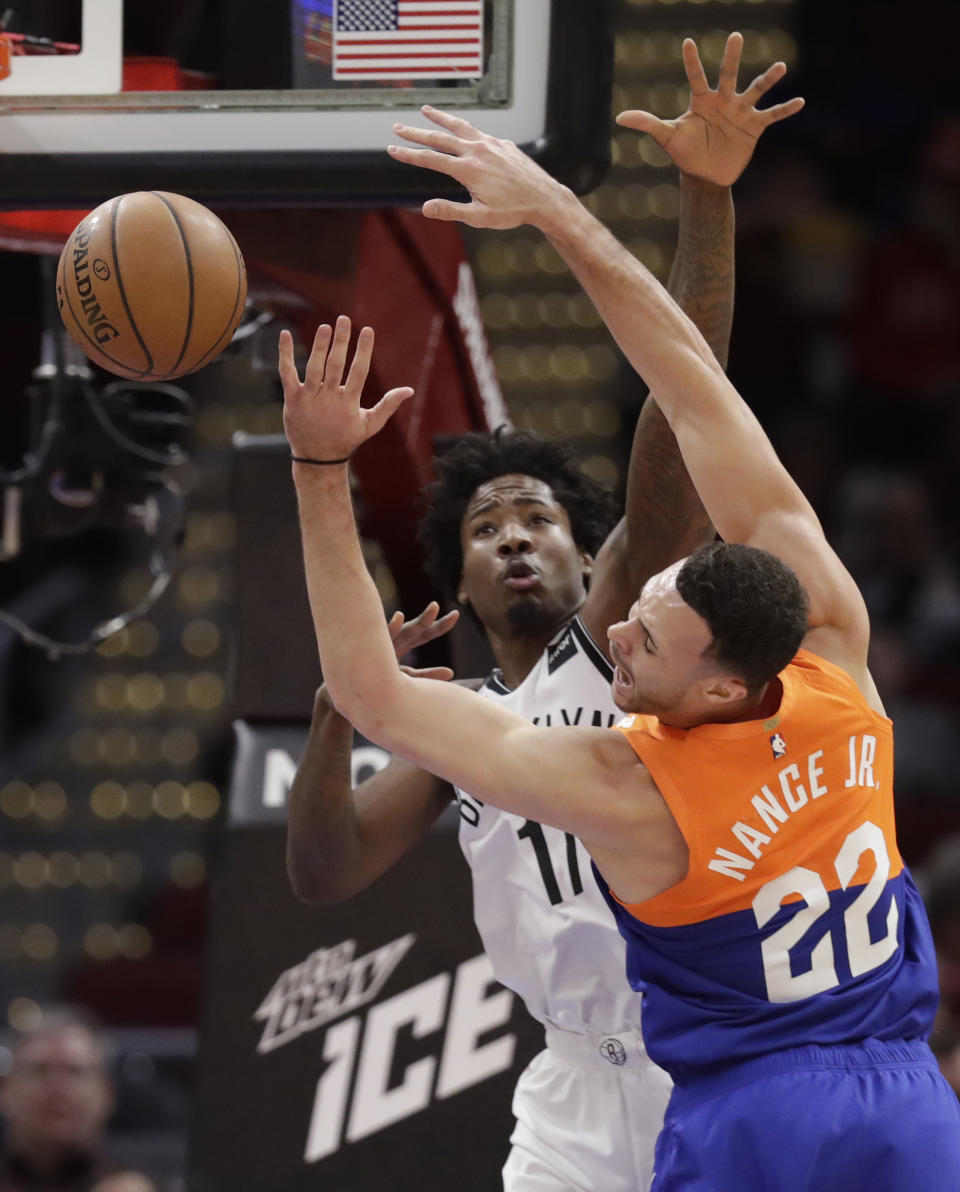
[769,732,787,758]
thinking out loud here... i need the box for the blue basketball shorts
[651,1039,960,1192]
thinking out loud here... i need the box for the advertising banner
[191,722,542,1190]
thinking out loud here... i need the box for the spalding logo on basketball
[56,191,248,381]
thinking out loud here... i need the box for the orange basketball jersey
[596,649,939,1081]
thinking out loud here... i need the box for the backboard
[0,0,614,208]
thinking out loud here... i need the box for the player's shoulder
[581,723,656,792]
[790,643,854,682]
[790,638,888,720]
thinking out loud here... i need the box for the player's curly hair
[418,428,620,603]
[676,542,810,692]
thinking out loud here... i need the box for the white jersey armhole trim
[482,615,613,695]
[571,615,614,682]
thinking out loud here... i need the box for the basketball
[56,191,247,381]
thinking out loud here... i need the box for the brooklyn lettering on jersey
[709,733,879,882]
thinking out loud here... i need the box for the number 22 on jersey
[753,820,899,1003]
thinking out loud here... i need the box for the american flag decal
[333,0,484,80]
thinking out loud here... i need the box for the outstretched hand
[390,602,459,682]
[388,106,563,229]
[318,602,458,707]
[280,315,413,462]
[618,32,804,187]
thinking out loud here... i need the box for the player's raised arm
[286,604,459,904]
[388,42,871,682]
[585,34,797,639]
[279,318,666,864]
[543,207,868,678]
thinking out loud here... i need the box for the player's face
[458,474,591,639]
[606,561,718,725]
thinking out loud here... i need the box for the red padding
[0,56,218,247]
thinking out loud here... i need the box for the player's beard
[505,594,554,635]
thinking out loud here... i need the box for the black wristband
[291,454,352,466]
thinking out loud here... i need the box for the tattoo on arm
[619,174,731,569]
[624,397,714,563]
[665,175,735,369]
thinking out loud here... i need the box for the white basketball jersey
[454,615,644,1034]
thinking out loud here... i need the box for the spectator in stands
[0,1006,156,1192]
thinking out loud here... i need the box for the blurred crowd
[0,1008,155,1192]
[735,112,960,820]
